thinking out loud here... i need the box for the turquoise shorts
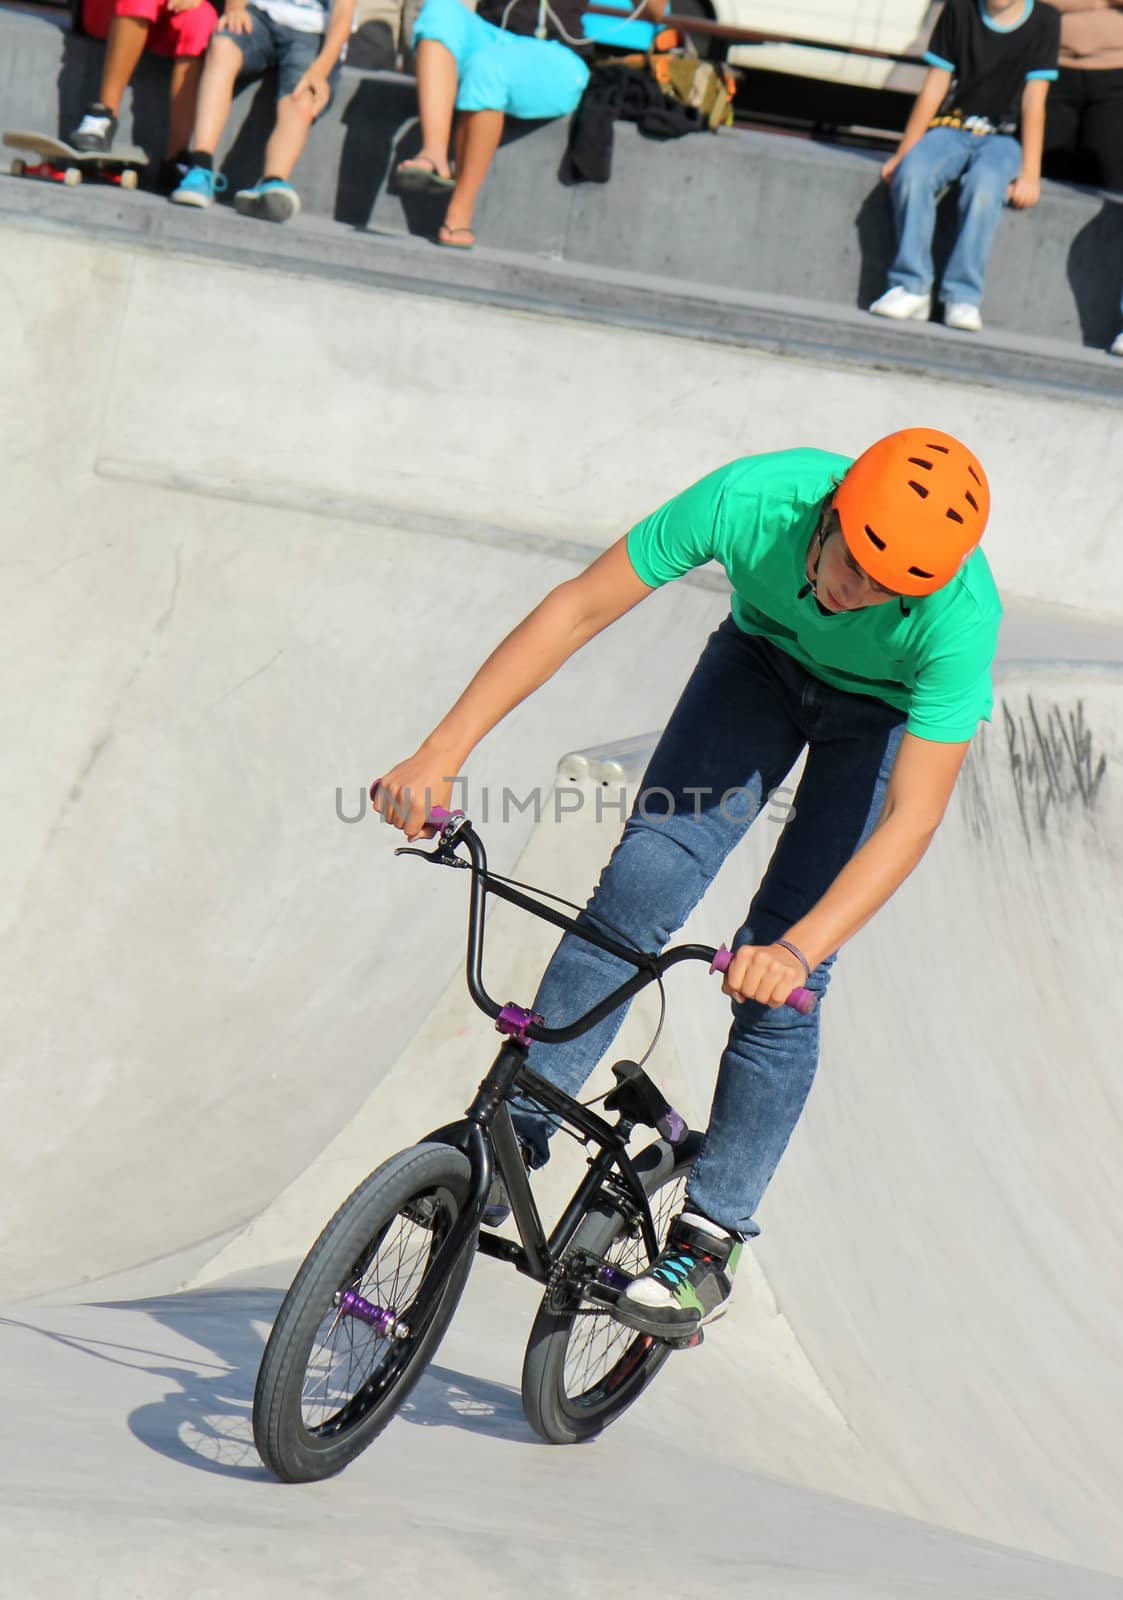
[412,0,590,119]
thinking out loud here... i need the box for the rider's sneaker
[70,103,117,154]
[481,1143,533,1228]
[234,178,301,223]
[614,1211,741,1339]
[171,166,226,208]
[1110,330,1123,358]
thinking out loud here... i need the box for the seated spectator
[170,0,356,220]
[1042,0,1123,191]
[349,0,422,69]
[71,0,218,190]
[393,0,665,249]
[870,0,1060,332]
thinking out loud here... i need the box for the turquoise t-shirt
[626,449,1002,743]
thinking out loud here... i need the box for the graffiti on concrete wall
[1004,696,1107,846]
[960,695,1108,848]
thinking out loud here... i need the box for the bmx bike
[252,802,814,1482]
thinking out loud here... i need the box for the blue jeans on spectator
[512,618,906,1238]
[888,126,1023,307]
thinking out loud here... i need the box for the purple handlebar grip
[369,782,458,831]
[709,944,817,1015]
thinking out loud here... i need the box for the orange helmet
[834,428,990,597]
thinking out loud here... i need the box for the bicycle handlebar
[372,782,817,1025]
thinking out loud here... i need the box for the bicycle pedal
[663,1327,704,1351]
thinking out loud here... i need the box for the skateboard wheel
[10,157,25,177]
[63,166,82,187]
[120,168,139,191]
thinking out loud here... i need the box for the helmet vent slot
[908,566,934,579]
[926,441,950,454]
[908,480,930,499]
[946,508,964,525]
[863,523,886,551]
[907,456,933,471]
[967,463,982,485]
[965,491,978,512]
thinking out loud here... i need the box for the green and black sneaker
[614,1211,741,1340]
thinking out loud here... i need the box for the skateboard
[3,131,149,190]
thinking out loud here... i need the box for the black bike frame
[398,813,720,1340]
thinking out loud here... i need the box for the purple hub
[340,1289,397,1335]
[496,1004,545,1046]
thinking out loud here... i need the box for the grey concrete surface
[1,186,1122,1593]
[3,1,1123,347]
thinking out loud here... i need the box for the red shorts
[81,0,217,58]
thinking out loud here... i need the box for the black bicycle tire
[521,1133,701,1445]
[253,1142,475,1482]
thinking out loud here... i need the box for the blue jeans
[888,126,1023,307]
[512,619,906,1237]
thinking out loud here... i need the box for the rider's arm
[724,734,970,1005]
[379,539,653,837]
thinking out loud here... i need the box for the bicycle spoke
[299,1200,447,1431]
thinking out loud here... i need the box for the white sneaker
[869,286,932,321]
[1110,331,1123,358]
[944,301,983,333]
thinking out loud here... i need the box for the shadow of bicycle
[15,1284,539,1480]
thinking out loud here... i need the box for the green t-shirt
[626,449,1002,744]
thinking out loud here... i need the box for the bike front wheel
[521,1132,702,1445]
[253,1141,475,1482]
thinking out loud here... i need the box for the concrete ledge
[2,1,1122,349]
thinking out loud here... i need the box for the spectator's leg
[151,0,217,158]
[886,128,971,294]
[1081,66,1123,192]
[440,108,503,243]
[96,15,150,115]
[411,38,459,178]
[167,56,204,157]
[258,88,318,182]
[1041,66,1083,183]
[188,34,245,153]
[941,133,1023,309]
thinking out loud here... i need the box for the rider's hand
[372,759,456,842]
[880,151,902,184]
[218,4,254,32]
[721,943,807,1009]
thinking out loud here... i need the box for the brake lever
[393,843,470,869]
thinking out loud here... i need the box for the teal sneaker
[613,1211,741,1340]
[234,179,301,223]
[170,166,226,208]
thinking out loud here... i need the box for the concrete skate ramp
[2,215,1121,1580]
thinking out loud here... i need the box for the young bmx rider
[376,430,1000,1343]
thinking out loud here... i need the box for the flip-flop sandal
[437,224,475,251]
[394,156,455,193]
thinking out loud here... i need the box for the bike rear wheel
[521,1133,701,1445]
[253,1142,475,1481]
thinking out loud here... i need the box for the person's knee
[457,47,509,112]
[961,163,1014,205]
[279,89,318,124]
[206,33,244,72]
